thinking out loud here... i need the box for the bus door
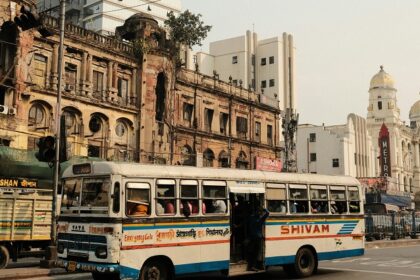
[228,181,265,274]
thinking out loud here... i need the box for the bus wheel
[140,260,172,280]
[0,245,10,269]
[293,247,317,278]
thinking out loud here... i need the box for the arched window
[218,150,229,168]
[203,148,215,167]
[114,118,134,162]
[236,151,248,169]
[28,104,45,129]
[87,113,109,159]
[181,145,194,166]
[62,107,82,136]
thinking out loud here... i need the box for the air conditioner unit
[8,107,17,115]
[0,105,8,115]
[65,84,75,91]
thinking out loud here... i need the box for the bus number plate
[67,261,77,272]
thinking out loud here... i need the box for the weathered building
[0,2,281,170]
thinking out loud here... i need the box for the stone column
[50,43,59,90]
[131,68,137,106]
[415,142,420,168]
[79,52,87,95]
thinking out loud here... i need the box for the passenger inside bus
[212,191,227,213]
[128,201,149,216]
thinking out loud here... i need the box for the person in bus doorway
[247,206,269,271]
[232,195,246,260]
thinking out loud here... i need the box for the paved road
[6,245,420,280]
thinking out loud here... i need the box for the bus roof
[62,161,360,186]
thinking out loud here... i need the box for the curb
[365,238,420,249]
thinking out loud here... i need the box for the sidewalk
[365,237,420,249]
[1,238,420,280]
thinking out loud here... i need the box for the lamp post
[41,0,65,267]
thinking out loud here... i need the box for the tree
[164,10,212,54]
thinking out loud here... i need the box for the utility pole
[282,108,298,172]
[41,0,65,267]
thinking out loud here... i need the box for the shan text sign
[0,178,37,188]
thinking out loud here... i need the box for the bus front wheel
[140,260,172,280]
[286,247,317,278]
[0,245,10,269]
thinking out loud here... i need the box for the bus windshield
[62,177,110,210]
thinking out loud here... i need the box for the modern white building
[188,31,296,112]
[37,0,181,35]
[297,114,377,177]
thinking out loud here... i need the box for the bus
[56,162,364,279]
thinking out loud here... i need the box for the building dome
[409,100,420,120]
[369,66,395,90]
[126,12,158,26]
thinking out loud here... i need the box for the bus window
[180,180,199,216]
[310,185,328,214]
[81,178,110,208]
[266,184,287,214]
[62,178,82,210]
[202,181,227,214]
[330,186,347,214]
[289,184,308,213]
[156,179,176,215]
[348,186,360,213]
[126,183,150,216]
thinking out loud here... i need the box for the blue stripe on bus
[123,223,229,231]
[175,260,229,274]
[265,248,364,266]
[120,265,139,279]
[337,223,358,234]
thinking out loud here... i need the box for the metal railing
[365,211,420,241]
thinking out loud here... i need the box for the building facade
[188,31,296,113]
[0,1,281,171]
[297,114,377,177]
[296,66,420,209]
[37,0,181,36]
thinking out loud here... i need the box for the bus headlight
[57,242,65,254]
[95,246,107,259]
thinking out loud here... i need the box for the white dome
[369,66,395,91]
[409,100,420,120]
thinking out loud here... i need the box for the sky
[182,0,420,125]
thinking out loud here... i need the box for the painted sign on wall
[379,124,391,177]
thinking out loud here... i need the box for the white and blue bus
[56,162,364,279]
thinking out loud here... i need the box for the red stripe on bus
[266,233,364,241]
[121,239,229,250]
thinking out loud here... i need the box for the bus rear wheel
[284,247,317,278]
[0,245,10,269]
[140,260,172,280]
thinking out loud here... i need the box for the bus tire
[140,259,173,280]
[293,247,317,278]
[0,245,10,269]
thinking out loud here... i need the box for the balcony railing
[41,15,134,55]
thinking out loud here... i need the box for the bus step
[228,263,265,277]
